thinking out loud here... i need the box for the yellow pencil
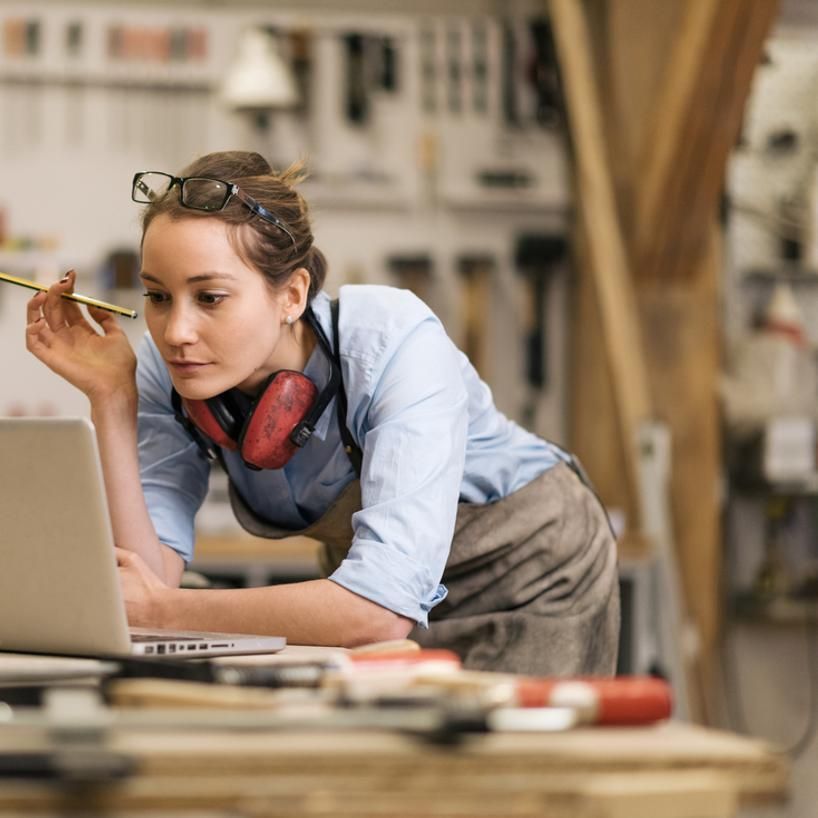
[0,271,138,319]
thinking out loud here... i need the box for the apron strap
[331,298,364,478]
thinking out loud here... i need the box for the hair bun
[276,158,310,188]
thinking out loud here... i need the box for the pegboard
[0,1,573,445]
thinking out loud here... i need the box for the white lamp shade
[222,28,298,110]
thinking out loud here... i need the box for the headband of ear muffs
[171,307,340,470]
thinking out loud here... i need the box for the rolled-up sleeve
[328,315,468,627]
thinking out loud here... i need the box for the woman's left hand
[115,546,169,627]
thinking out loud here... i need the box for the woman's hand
[116,547,171,628]
[25,270,137,403]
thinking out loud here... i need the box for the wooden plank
[549,0,652,525]
[597,0,686,225]
[582,0,777,721]
[569,0,689,547]
[0,721,789,816]
[668,0,779,279]
[634,0,780,279]
[638,228,723,718]
[619,0,775,714]
[632,0,725,271]
[569,227,639,534]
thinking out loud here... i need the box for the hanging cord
[729,199,805,240]
[720,608,818,760]
[719,498,818,760]
[779,614,818,759]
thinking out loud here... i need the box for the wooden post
[549,0,652,528]
[560,0,778,720]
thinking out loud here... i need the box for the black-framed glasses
[131,171,297,255]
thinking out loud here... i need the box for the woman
[26,150,619,675]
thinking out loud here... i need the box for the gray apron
[228,459,620,677]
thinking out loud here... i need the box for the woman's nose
[163,306,198,346]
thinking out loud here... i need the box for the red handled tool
[515,675,673,725]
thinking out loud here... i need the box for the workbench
[0,720,790,817]
[0,648,790,818]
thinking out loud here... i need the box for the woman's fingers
[39,270,97,336]
[26,292,54,347]
[41,274,74,331]
[26,291,45,325]
[87,305,123,336]
[54,299,87,331]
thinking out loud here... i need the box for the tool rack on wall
[0,0,574,473]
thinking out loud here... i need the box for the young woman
[26,150,619,675]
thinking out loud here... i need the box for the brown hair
[140,150,327,301]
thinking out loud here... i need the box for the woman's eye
[198,292,226,306]
[143,291,168,305]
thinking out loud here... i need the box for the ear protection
[171,308,340,470]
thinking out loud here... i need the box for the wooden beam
[549,0,652,524]
[634,0,780,280]
[637,228,723,720]
[612,0,776,711]
[598,0,685,227]
[551,0,778,716]
[572,0,778,721]
[570,227,639,532]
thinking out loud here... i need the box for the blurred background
[1,1,818,814]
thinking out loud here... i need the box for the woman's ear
[281,268,311,318]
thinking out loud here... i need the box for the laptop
[0,417,286,659]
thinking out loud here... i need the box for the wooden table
[0,686,790,817]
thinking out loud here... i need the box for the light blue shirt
[136,285,570,627]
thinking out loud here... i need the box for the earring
[286,315,295,325]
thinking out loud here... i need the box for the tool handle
[515,675,673,725]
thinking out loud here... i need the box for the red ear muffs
[180,371,318,470]
[238,371,318,469]
[182,397,240,451]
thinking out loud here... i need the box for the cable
[779,614,818,759]
[719,493,818,759]
[729,199,804,239]
[721,598,818,760]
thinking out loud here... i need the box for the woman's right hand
[25,270,138,404]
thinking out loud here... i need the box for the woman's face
[140,213,292,400]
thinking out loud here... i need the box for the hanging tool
[419,24,438,115]
[343,32,369,126]
[387,254,434,311]
[446,24,462,114]
[458,254,496,379]
[526,16,563,129]
[471,19,489,116]
[289,28,314,116]
[501,19,520,127]
[377,36,398,92]
[514,233,566,427]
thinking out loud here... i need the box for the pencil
[0,271,138,319]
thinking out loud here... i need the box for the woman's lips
[168,360,210,376]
